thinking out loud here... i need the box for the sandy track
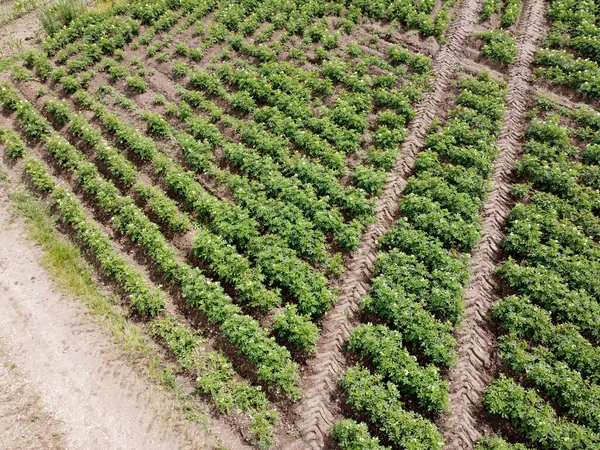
[438,0,548,447]
[0,343,67,450]
[0,10,41,56]
[0,186,247,450]
[282,0,482,448]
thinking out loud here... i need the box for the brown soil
[0,9,42,56]
[437,0,549,447]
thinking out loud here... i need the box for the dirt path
[437,0,548,447]
[282,0,481,448]
[0,343,67,450]
[0,186,244,450]
[0,9,41,56]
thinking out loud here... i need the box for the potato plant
[478,30,517,65]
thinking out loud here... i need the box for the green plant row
[515,153,600,207]
[137,0,216,54]
[42,91,299,323]
[8,103,277,449]
[515,115,600,203]
[218,52,420,186]
[357,72,505,375]
[486,98,600,449]
[13,146,165,316]
[221,142,362,250]
[371,219,469,367]
[233,115,374,221]
[534,49,600,98]
[481,0,501,20]
[42,97,192,233]
[42,9,140,55]
[150,316,277,449]
[484,375,600,450]
[0,85,301,398]
[523,189,600,241]
[361,252,457,367]
[529,0,600,94]
[403,73,506,252]
[150,93,341,268]
[500,0,520,27]
[504,196,600,262]
[91,90,333,267]
[496,111,600,344]
[492,296,600,382]
[345,0,456,39]
[175,38,428,216]
[499,336,600,432]
[231,50,414,159]
[503,204,600,298]
[0,125,25,158]
[346,324,449,413]
[211,65,352,170]
[179,81,374,221]
[177,84,374,225]
[61,13,142,74]
[497,260,600,341]
[93,85,337,320]
[78,87,322,348]
[166,103,334,267]
[545,0,600,63]
[340,365,444,449]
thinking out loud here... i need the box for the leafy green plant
[351,165,387,196]
[501,0,521,27]
[340,366,444,449]
[476,436,528,450]
[150,316,277,449]
[0,126,25,158]
[484,375,600,449]
[272,304,319,353]
[481,0,501,20]
[331,419,390,450]
[478,30,517,65]
[347,324,449,413]
[126,75,148,93]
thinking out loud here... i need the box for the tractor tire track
[283,0,482,447]
[438,0,547,447]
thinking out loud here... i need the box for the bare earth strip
[283,0,481,448]
[0,343,67,450]
[438,0,548,447]
[0,187,249,450]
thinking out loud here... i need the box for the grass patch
[38,0,87,37]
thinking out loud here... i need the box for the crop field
[0,0,598,449]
